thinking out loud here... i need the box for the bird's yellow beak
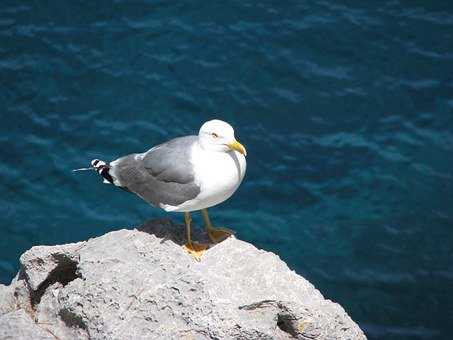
[228,140,247,156]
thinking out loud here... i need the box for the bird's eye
[211,132,219,138]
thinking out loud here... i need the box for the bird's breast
[191,145,246,205]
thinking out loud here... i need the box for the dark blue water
[1,1,453,338]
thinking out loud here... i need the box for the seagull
[77,119,247,260]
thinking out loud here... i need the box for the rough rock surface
[0,219,366,339]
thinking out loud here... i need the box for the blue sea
[1,1,452,339]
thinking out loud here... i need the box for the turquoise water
[1,1,453,338]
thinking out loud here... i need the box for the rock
[0,284,16,316]
[19,242,84,292]
[0,219,366,339]
[0,310,55,340]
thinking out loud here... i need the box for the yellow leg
[182,212,208,261]
[202,209,234,243]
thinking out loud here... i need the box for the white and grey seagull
[77,119,247,260]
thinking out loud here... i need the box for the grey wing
[110,136,200,207]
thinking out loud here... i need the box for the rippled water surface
[1,1,453,339]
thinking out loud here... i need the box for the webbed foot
[207,227,235,243]
[182,242,208,261]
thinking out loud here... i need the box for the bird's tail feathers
[90,159,114,184]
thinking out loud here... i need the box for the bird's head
[198,119,247,156]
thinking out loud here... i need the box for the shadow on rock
[137,218,215,246]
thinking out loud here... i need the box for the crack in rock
[31,256,80,308]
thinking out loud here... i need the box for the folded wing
[110,136,200,207]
